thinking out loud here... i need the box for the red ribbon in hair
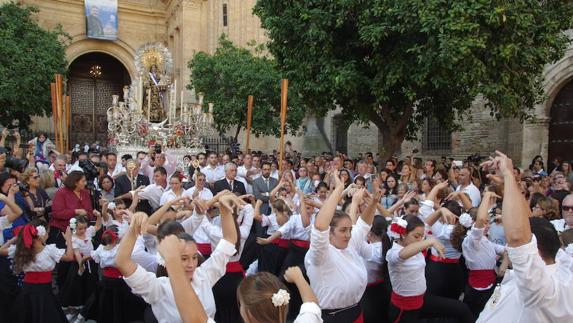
[390,223,407,236]
[103,229,119,244]
[13,225,38,249]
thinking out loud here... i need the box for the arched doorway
[68,52,130,145]
[549,79,573,162]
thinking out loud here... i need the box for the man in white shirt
[183,172,213,201]
[106,152,126,179]
[455,167,481,207]
[477,151,573,323]
[237,154,261,194]
[201,152,224,187]
[138,166,169,211]
[140,151,177,184]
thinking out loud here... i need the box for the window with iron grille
[423,118,452,152]
[222,4,228,27]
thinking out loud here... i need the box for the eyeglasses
[562,206,573,212]
[32,176,40,179]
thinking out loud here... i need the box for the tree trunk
[367,105,413,162]
[379,130,404,162]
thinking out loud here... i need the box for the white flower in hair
[271,289,290,307]
[108,202,116,210]
[36,226,47,238]
[565,244,573,256]
[388,217,408,239]
[69,218,77,230]
[459,213,474,228]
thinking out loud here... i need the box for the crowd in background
[0,129,572,323]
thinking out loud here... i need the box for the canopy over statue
[106,43,218,167]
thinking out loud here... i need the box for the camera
[18,183,29,193]
[78,159,99,183]
[154,144,162,154]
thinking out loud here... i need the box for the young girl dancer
[360,215,391,323]
[386,215,474,322]
[60,211,102,319]
[304,170,378,322]
[78,226,146,323]
[255,198,292,275]
[0,220,74,322]
[200,193,254,323]
[117,193,238,322]
[462,192,506,318]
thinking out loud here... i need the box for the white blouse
[91,244,119,268]
[103,218,129,238]
[304,217,370,310]
[430,220,461,259]
[201,204,254,263]
[132,235,158,273]
[294,302,323,323]
[9,244,64,272]
[361,241,384,284]
[261,213,280,235]
[278,213,314,241]
[477,235,573,323]
[72,226,96,256]
[386,243,426,297]
[182,186,214,201]
[462,225,505,271]
[159,189,184,207]
[124,239,236,322]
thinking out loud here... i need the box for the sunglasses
[562,206,573,212]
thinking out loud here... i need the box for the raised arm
[60,227,75,262]
[93,210,103,232]
[116,212,148,277]
[284,266,319,304]
[426,180,449,204]
[0,193,23,223]
[146,197,186,235]
[399,238,444,260]
[218,195,238,245]
[314,171,344,231]
[475,191,499,229]
[490,151,532,247]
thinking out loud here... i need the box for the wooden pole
[245,95,254,154]
[55,74,64,153]
[278,79,288,174]
[65,95,71,151]
[50,83,58,139]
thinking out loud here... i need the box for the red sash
[196,243,212,255]
[468,269,496,289]
[290,239,310,249]
[271,238,290,249]
[23,271,52,284]
[367,278,384,287]
[103,267,123,279]
[354,312,364,323]
[226,261,245,277]
[390,292,424,310]
[430,254,460,264]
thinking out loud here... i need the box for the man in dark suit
[213,162,247,196]
[252,161,278,215]
[114,159,152,214]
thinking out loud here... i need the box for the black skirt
[59,260,98,307]
[213,271,244,323]
[257,242,288,275]
[280,242,309,321]
[425,258,465,299]
[13,282,67,323]
[361,280,390,323]
[83,277,147,323]
[0,256,18,322]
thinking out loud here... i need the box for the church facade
[16,0,573,167]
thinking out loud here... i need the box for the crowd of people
[0,129,572,323]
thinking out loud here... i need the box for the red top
[49,187,93,231]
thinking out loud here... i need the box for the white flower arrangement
[459,213,474,228]
[108,202,116,210]
[36,226,47,238]
[565,243,573,256]
[271,289,290,307]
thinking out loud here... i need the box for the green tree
[254,0,573,158]
[0,2,69,128]
[188,37,306,139]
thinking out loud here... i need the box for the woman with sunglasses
[22,169,51,221]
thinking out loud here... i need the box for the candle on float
[146,88,151,123]
[138,78,143,111]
